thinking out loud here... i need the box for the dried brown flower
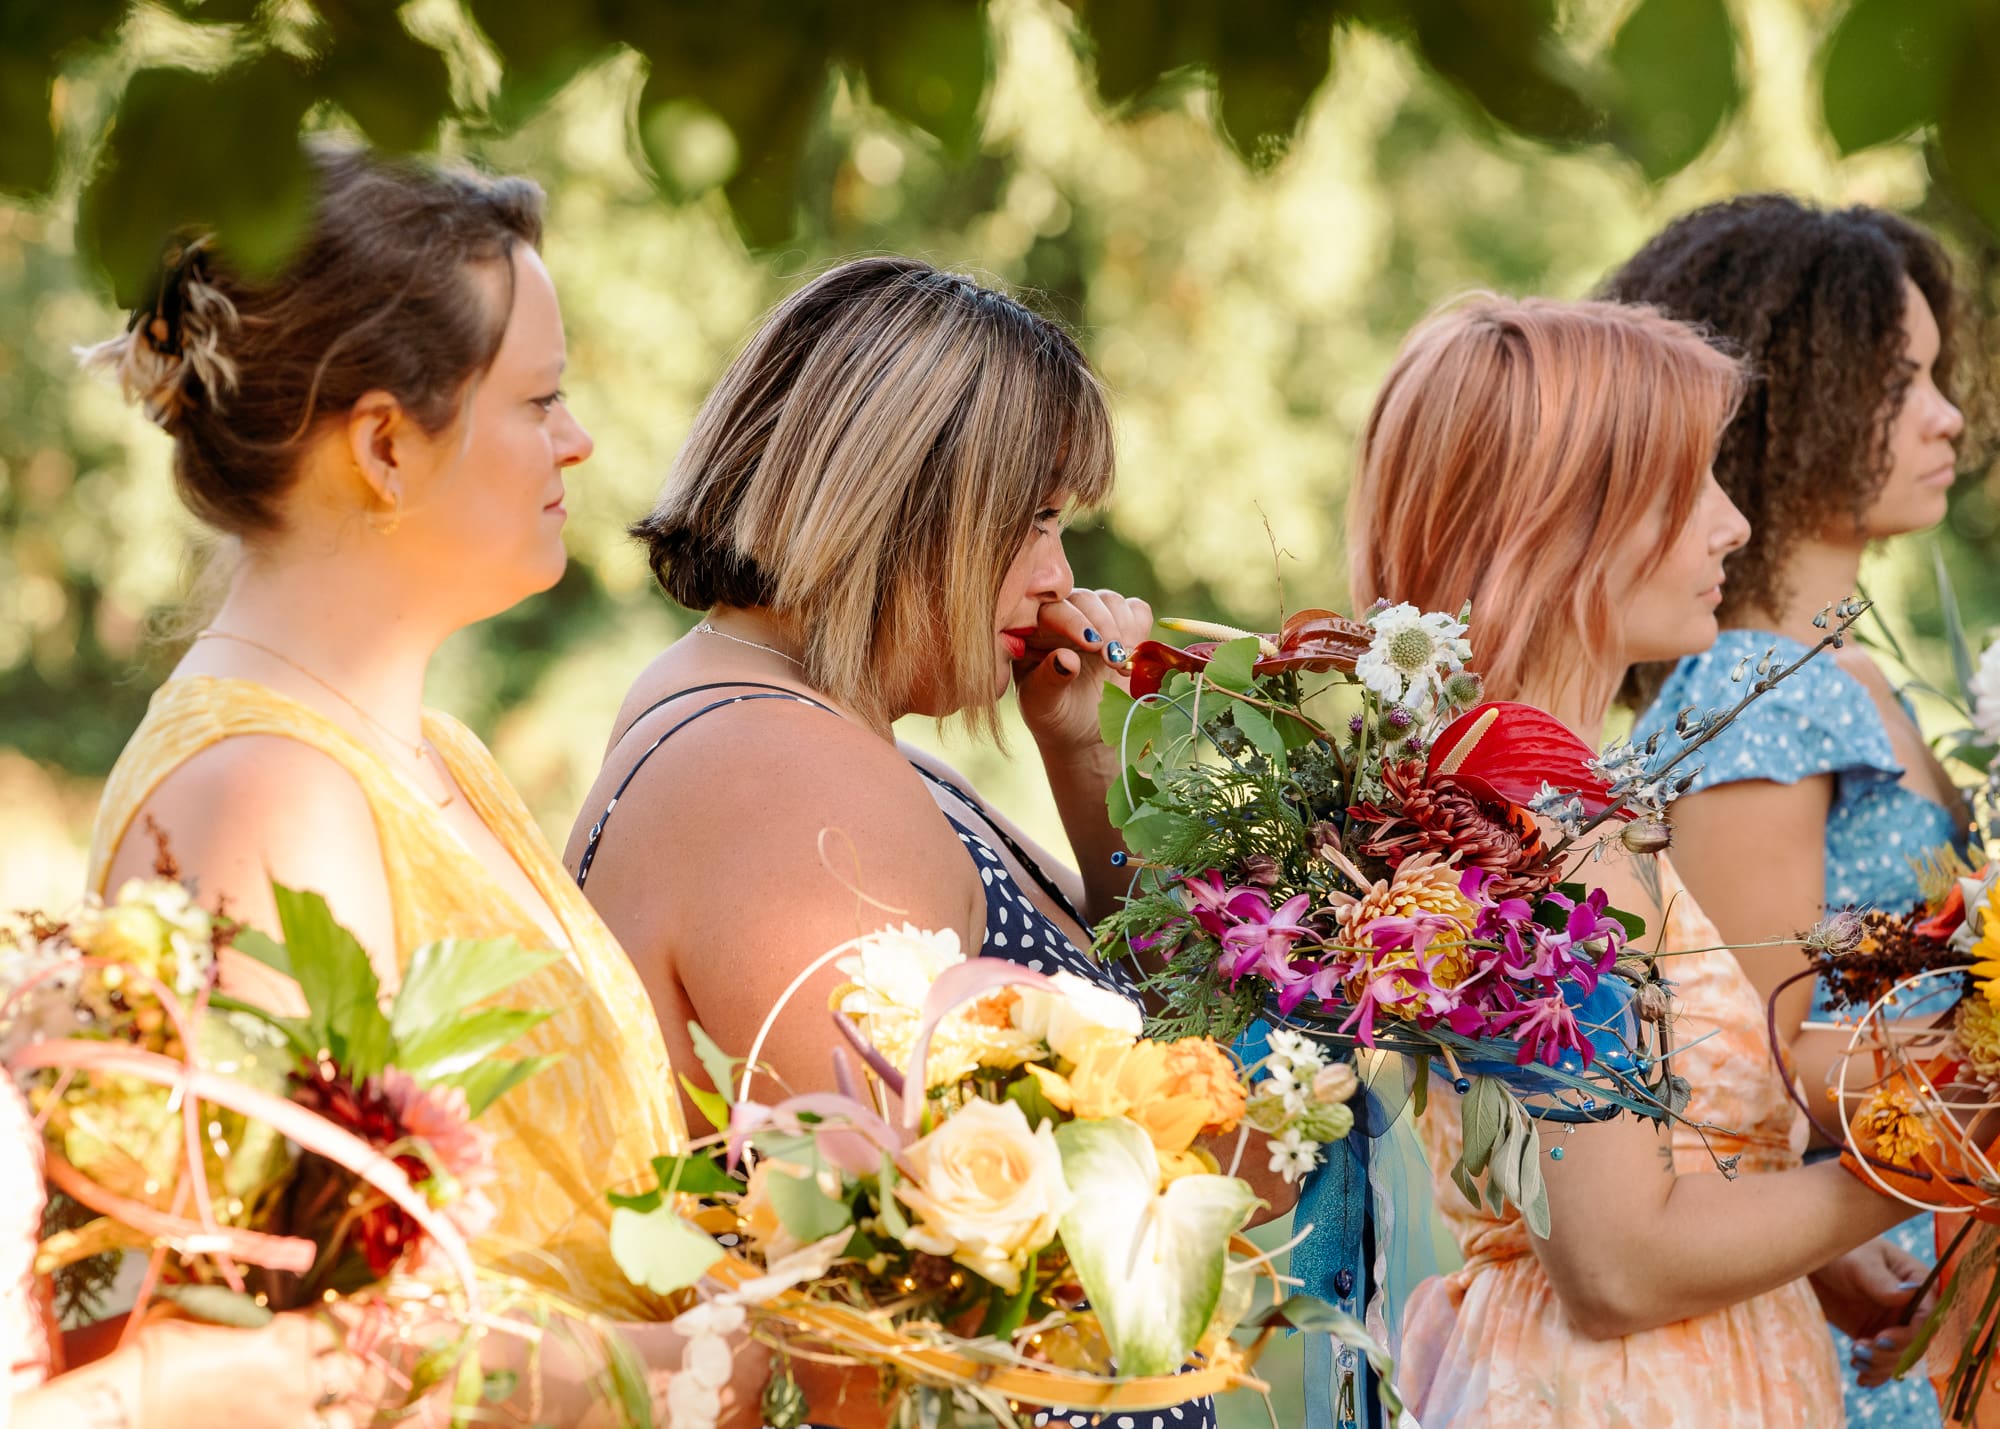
[1348,760,1559,899]
[1808,907,1963,1011]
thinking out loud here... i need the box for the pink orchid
[1489,992,1590,1068]
[1218,890,1316,984]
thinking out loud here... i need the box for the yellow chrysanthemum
[1854,1084,1940,1169]
[1970,883,2000,1005]
[1958,996,2000,1080]
[1332,855,1477,1017]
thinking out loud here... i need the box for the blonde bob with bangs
[1347,294,1744,707]
[632,256,1113,733]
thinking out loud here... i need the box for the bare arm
[1522,846,1907,1339]
[101,737,401,1010]
[1666,778,1854,1125]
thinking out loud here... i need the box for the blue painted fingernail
[1083,628,1099,644]
[1106,641,1128,665]
[1853,1345,1874,1364]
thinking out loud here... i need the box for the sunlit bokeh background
[4,2,1995,1415]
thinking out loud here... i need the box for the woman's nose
[558,408,595,468]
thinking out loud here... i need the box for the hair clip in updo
[77,234,241,430]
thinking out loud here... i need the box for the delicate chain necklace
[194,629,455,808]
[692,619,805,667]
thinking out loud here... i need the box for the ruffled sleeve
[1633,630,1901,801]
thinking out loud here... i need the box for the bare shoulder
[108,734,395,960]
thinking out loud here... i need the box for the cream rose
[1010,971,1142,1065]
[894,1098,1071,1293]
[832,925,1040,1086]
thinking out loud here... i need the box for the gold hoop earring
[368,495,401,536]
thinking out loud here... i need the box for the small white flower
[1268,1127,1320,1183]
[1972,638,2000,745]
[1354,604,1471,709]
[1263,1027,1319,1072]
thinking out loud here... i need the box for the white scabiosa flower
[1355,603,1472,708]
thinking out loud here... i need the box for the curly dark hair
[1600,195,1973,702]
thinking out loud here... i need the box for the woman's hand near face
[1014,588,1153,925]
[1014,587,1153,758]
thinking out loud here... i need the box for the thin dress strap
[574,682,838,887]
[910,765,1086,928]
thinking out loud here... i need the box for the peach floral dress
[1398,857,1844,1426]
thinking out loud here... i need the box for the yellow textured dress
[1397,857,1845,1426]
[86,677,688,1321]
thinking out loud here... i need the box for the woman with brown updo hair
[77,139,756,1422]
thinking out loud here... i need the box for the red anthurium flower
[1916,883,1968,944]
[1127,609,1373,698]
[1428,702,1617,815]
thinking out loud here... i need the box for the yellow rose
[1030,1037,1248,1157]
[895,1098,1071,1293]
[1010,971,1143,1065]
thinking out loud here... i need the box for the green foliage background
[5,1,2000,1417]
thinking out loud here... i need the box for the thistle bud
[1386,705,1415,731]
[1619,818,1673,855]
[1443,671,1483,707]
[1637,983,1670,1023]
[1803,908,1866,957]
[1240,853,1283,888]
[1313,1062,1359,1104]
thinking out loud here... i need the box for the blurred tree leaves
[33,0,1989,299]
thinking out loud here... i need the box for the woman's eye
[533,389,566,412]
[1034,507,1062,531]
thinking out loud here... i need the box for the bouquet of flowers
[1093,598,1870,1231]
[605,924,1391,1429]
[2,859,643,1422]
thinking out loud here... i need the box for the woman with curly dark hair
[1613,194,1972,1428]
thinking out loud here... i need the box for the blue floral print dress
[1640,629,1969,1428]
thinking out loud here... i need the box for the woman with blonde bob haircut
[1352,296,1927,1426]
[571,256,1285,1427]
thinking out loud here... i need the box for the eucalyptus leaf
[1055,1117,1254,1377]
[765,1164,853,1244]
[609,1204,725,1296]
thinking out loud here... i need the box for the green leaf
[849,1,992,156]
[1247,1294,1404,1416]
[1937,19,2000,233]
[1603,0,1739,178]
[271,883,391,1078]
[153,1283,274,1327]
[1204,637,1261,693]
[77,55,317,305]
[1229,701,1288,766]
[1935,542,1977,704]
[979,1250,1038,1337]
[1458,1076,1501,1178]
[390,937,560,1044]
[681,1074,731,1133]
[1055,1117,1255,1377]
[689,1021,740,1104]
[607,1152,743,1210]
[396,1007,551,1085]
[1005,1074,1063,1133]
[1519,1125,1551,1239]
[765,1164,853,1244]
[875,1150,910,1240]
[1105,769,1159,829]
[313,12,457,152]
[441,1053,558,1119]
[609,1204,724,1296]
[1820,0,1961,154]
[227,927,292,982]
[1098,682,1136,749]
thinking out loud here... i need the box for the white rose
[895,1098,1072,1293]
[834,925,1040,1086]
[1011,971,1142,1065]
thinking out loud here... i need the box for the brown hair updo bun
[83,138,545,539]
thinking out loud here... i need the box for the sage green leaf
[609,1204,724,1296]
[396,1007,551,1085]
[1055,1117,1255,1377]
[766,1164,853,1244]
[1204,637,1261,693]
[390,937,560,1043]
[1521,1133,1552,1240]
[443,1053,560,1119]
[154,1283,274,1327]
[689,1021,740,1104]
[1459,1077,1501,1178]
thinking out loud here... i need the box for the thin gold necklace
[692,619,805,667]
[194,629,454,808]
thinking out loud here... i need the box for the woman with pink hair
[1350,295,1924,1425]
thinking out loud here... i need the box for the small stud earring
[368,494,402,536]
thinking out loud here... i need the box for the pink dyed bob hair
[1347,295,1744,703]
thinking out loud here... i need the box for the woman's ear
[344,390,408,513]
